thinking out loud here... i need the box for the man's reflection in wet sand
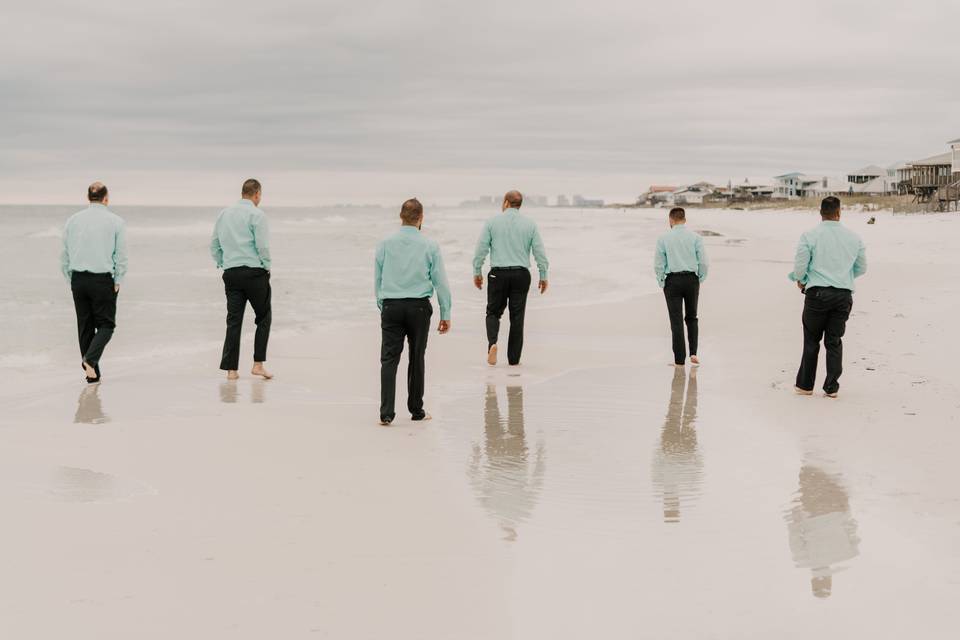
[74,384,109,424]
[651,366,702,523]
[785,462,860,598]
[468,385,545,541]
[251,379,267,404]
[219,381,238,403]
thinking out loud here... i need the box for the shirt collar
[504,208,520,214]
[400,225,420,234]
[820,220,840,226]
[238,199,256,207]
[88,203,106,209]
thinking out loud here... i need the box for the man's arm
[210,214,224,268]
[374,242,385,312]
[790,234,811,284]
[695,235,709,283]
[60,220,72,283]
[531,223,549,282]
[253,213,271,271]
[113,220,128,287]
[430,243,452,325]
[473,220,492,277]
[654,237,667,288]
[853,240,867,278]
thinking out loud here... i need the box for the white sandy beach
[1,205,959,638]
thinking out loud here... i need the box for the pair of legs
[663,272,699,366]
[796,287,852,396]
[220,267,272,379]
[486,267,531,365]
[71,272,117,382]
[380,298,432,423]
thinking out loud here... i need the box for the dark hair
[821,196,841,218]
[400,198,423,224]
[504,190,523,208]
[88,182,108,202]
[669,207,686,221]
[242,178,262,198]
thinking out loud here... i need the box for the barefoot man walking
[790,196,867,398]
[375,198,452,425]
[211,179,273,380]
[61,182,128,383]
[654,207,709,367]
[473,190,549,366]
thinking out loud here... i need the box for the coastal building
[572,194,604,208]
[639,185,678,206]
[773,173,836,199]
[556,195,570,207]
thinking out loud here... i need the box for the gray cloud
[2,0,959,203]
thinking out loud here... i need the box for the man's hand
[114,284,120,293]
[539,280,549,294]
[473,275,483,290]
[796,281,805,293]
[438,320,451,334]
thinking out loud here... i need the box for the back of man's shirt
[211,199,271,270]
[791,221,867,291]
[61,204,128,283]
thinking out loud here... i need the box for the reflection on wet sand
[468,385,545,541]
[74,384,109,424]
[651,366,702,523]
[785,462,860,598]
[219,381,238,404]
[219,380,267,404]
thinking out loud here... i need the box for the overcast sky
[2,0,959,205]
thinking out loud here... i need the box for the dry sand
[1,208,958,638]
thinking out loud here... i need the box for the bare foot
[825,391,838,398]
[690,355,700,366]
[794,386,813,396]
[82,361,97,379]
[251,363,273,380]
[226,370,240,380]
[487,345,498,366]
[379,419,392,426]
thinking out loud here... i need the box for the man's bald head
[503,190,523,210]
[88,182,108,203]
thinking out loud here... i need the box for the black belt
[73,271,112,277]
[666,271,696,276]
[490,266,528,271]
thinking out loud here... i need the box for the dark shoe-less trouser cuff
[411,412,427,421]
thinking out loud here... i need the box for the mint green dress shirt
[653,224,709,288]
[210,199,271,270]
[375,226,452,321]
[789,220,867,291]
[473,209,549,280]
[60,204,128,284]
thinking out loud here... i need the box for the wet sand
[1,208,959,638]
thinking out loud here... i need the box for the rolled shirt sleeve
[789,234,812,284]
[113,220,128,284]
[695,235,709,283]
[531,224,549,280]
[654,237,667,288]
[253,214,271,271]
[430,243,452,321]
[472,221,492,276]
[374,242,385,311]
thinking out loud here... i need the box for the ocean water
[0,204,654,376]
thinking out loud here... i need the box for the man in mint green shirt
[654,207,708,366]
[472,190,549,366]
[211,179,273,381]
[60,182,127,383]
[375,198,451,425]
[791,196,867,397]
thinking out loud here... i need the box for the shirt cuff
[538,271,548,281]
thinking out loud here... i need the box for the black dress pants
[380,298,432,422]
[796,287,853,394]
[486,267,532,365]
[663,272,700,365]
[71,272,117,372]
[220,267,272,371]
